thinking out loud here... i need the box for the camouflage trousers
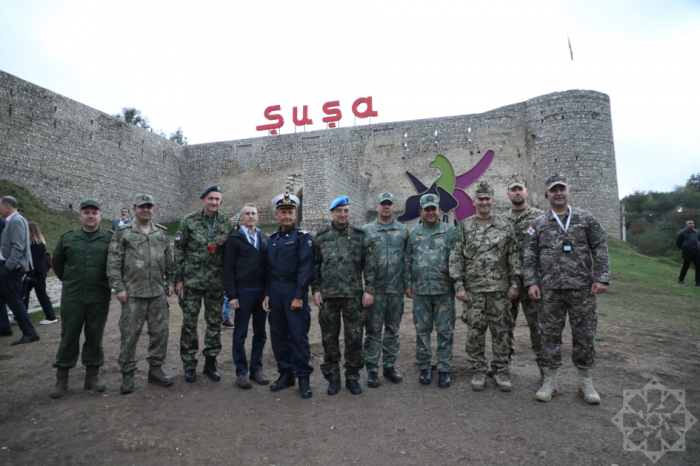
[412,294,455,372]
[179,288,224,370]
[319,297,365,381]
[539,288,597,370]
[363,293,404,372]
[118,295,170,373]
[509,286,542,367]
[463,291,513,374]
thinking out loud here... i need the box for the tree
[686,173,700,193]
[114,107,151,129]
[169,127,188,146]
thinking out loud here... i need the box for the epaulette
[350,224,364,232]
[61,229,77,237]
[317,226,331,235]
[156,223,168,230]
[299,230,309,235]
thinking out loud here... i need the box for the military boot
[299,376,312,399]
[49,367,69,399]
[327,377,341,395]
[270,370,295,392]
[494,372,512,392]
[367,371,380,388]
[203,356,221,382]
[148,365,173,387]
[120,370,135,394]
[536,368,559,402]
[419,369,432,385]
[471,372,486,391]
[577,368,601,404]
[84,366,106,392]
[438,372,451,388]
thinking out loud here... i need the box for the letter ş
[255,97,377,133]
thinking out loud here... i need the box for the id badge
[208,244,218,255]
[562,239,572,253]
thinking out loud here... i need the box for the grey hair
[0,196,18,209]
[240,203,258,215]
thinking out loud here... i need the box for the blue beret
[200,184,222,198]
[329,195,350,211]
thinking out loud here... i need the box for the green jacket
[405,222,455,295]
[362,220,409,294]
[52,227,113,303]
[312,223,373,298]
[449,216,521,293]
[107,222,173,298]
[173,210,235,290]
[499,205,544,259]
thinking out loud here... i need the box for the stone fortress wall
[0,69,620,237]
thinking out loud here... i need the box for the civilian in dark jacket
[676,220,700,285]
[24,223,58,323]
[0,216,6,327]
[223,204,269,389]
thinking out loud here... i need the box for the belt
[271,275,297,284]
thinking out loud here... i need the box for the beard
[511,198,525,206]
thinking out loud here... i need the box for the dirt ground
[1,294,698,466]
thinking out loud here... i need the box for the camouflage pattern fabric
[107,223,173,297]
[173,210,235,290]
[362,220,409,294]
[500,205,543,257]
[405,222,455,295]
[363,293,404,372]
[523,207,610,289]
[539,289,597,370]
[462,291,513,374]
[179,288,224,370]
[448,216,521,293]
[412,293,455,372]
[318,297,365,380]
[117,295,169,373]
[312,223,373,297]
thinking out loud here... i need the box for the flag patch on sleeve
[175,234,182,241]
[526,227,535,236]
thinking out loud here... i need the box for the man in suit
[111,207,132,231]
[0,216,6,325]
[224,203,270,389]
[0,196,40,344]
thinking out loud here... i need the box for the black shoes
[438,372,451,388]
[0,330,13,337]
[184,369,197,383]
[327,378,341,395]
[84,365,106,392]
[270,371,295,392]
[383,367,403,383]
[367,371,380,388]
[299,375,312,398]
[346,379,362,395]
[203,356,220,382]
[49,367,69,399]
[149,365,173,387]
[419,369,432,385]
[120,370,135,394]
[11,334,40,346]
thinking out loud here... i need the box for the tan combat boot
[49,367,69,399]
[84,366,106,392]
[536,367,559,401]
[470,372,486,391]
[494,372,512,392]
[577,368,601,404]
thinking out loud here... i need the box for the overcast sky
[1,0,698,197]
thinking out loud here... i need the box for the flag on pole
[568,35,573,60]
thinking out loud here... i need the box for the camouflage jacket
[312,223,373,298]
[362,219,409,294]
[500,205,544,259]
[405,222,455,295]
[173,210,235,290]
[449,216,521,293]
[107,222,173,298]
[523,207,610,289]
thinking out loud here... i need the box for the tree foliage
[686,173,700,193]
[114,107,151,129]
[169,127,188,146]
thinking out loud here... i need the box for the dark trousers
[268,281,313,378]
[232,288,268,375]
[24,272,57,321]
[0,262,37,337]
[54,301,110,368]
[679,249,700,284]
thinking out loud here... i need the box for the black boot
[299,376,312,398]
[419,369,432,385]
[327,377,341,395]
[49,367,69,399]
[148,365,173,387]
[120,370,135,395]
[84,366,106,392]
[345,378,363,395]
[184,369,197,383]
[438,371,451,388]
[203,356,220,382]
[270,371,295,392]
[383,367,403,383]
[367,371,379,388]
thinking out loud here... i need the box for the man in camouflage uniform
[499,173,544,376]
[362,192,409,387]
[450,181,521,392]
[523,174,610,404]
[405,193,455,388]
[49,200,113,398]
[313,195,374,396]
[174,185,235,383]
[107,194,174,394]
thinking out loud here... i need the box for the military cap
[272,193,299,210]
[79,199,101,210]
[329,195,350,211]
[545,174,568,190]
[508,173,527,189]
[200,184,222,198]
[475,181,494,199]
[134,193,154,206]
[419,193,439,208]
[376,192,395,204]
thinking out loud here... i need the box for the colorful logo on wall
[397,150,495,222]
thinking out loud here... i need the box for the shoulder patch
[175,232,182,241]
[527,226,535,236]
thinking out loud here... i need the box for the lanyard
[203,211,217,239]
[553,206,572,234]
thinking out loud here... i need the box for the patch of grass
[29,306,61,324]
[594,336,605,342]
[636,331,667,339]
